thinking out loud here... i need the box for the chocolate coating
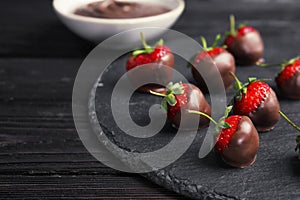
[192,50,235,92]
[74,1,171,19]
[228,31,264,66]
[127,53,174,93]
[248,88,280,132]
[171,84,211,130]
[221,116,259,168]
[277,70,300,99]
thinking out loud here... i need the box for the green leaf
[132,49,148,57]
[161,99,168,112]
[200,36,208,50]
[166,94,177,106]
[238,22,247,28]
[212,34,221,48]
[219,121,231,129]
[166,82,174,94]
[155,39,164,46]
[224,106,233,118]
[173,87,184,95]
[235,93,242,101]
[242,87,247,94]
[296,135,300,143]
[248,77,257,83]
[171,82,184,95]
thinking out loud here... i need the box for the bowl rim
[53,0,185,24]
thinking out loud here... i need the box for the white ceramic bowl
[53,0,185,43]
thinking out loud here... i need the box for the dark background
[0,0,299,199]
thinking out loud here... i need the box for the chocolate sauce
[74,1,171,19]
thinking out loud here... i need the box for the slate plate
[89,54,300,200]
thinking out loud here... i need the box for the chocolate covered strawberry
[189,106,259,168]
[192,34,236,92]
[224,15,264,66]
[231,73,280,132]
[126,33,174,93]
[258,57,300,99]
[150,82,211,130]
[272,57,300,99]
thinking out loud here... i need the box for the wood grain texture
[1,0,300,199]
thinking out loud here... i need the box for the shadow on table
[290,156,300,176]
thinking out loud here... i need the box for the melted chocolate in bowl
[74,1,171,19]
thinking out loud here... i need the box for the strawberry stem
[256,63,281,68]
[140,32,151,50]
[229,14,236,35]
[188,106,232,131]
[188,110,218,125]
[279,111,300,132]
[149,90,166,97]
[211,34,221,48]
[229,71,243,91]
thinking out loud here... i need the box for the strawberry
[224,15,264,66]
[189,106,259,168]
[231,73,280,132]
[150,82,211,130]
[126,33,174,93]
[275,58,300,99]
[192,34,236,92]
[258,57,300,99]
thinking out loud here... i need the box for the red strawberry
[189,106,259,168]
[231,73,280,132]
[150,82,211,130]
[224,15,264,66]
[192,35,236,92]
[126,33,174,93]
[275,58,300,99]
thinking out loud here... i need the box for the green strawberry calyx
[149,82,184,111]
[200,34,227,52]
[132,32,163,57]
[188,106,233,133]
[230,72,270,101]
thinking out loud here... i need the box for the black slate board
[89,54,300,199]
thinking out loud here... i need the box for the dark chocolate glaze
[227,31,264,66]
[192,50,235,93]
[74,1,171,19]
[248,88,280,132]
[127,53,174,93]
[170,84,211,130]
[221,116,259,168]
[277,70,300,100]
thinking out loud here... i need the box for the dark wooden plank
[0,58,184,199]
[1,0,300,199]
[1,0,300,58]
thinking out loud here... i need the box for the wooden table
[1,0,299,199]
